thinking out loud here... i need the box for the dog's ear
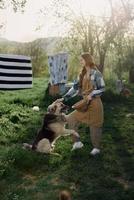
[47,105,57,113]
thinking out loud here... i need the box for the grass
[0,78,134,200]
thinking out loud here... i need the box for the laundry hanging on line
[48,52,68,85]
[0,54,32,89]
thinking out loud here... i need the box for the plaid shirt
[63,69,105,100]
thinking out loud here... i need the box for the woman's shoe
[90,148,100,156]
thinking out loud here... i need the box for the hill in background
[0,36,64,55]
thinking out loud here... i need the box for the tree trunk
[129,67,134,83]
[98,53,105,73]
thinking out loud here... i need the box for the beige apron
[67,72,104,128]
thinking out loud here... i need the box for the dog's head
[47,99,69,114]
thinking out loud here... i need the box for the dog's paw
[71,141,84,151]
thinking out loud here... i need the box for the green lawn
[0,78,134,200]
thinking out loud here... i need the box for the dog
[120,87,132,97]
[23,99,83,154]
[59,190,71,200]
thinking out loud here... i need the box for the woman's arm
[90,70,105,98]
[63,80,79,100]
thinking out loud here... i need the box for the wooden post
[49,84,60,96]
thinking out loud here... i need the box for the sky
[0,0,116,42]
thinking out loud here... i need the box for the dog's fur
[120,87,132,97]
[59,190,71,200]
[23,99,80,154]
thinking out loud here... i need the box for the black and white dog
[23,99,83,154]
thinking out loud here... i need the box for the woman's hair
[59,190,71,200]
[79,52,97,89]
[81,52,96,67]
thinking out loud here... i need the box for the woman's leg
[66,113,83,150]
[66,113,80,132]
[90,126,102,155]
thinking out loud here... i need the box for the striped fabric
[0,54,32,89]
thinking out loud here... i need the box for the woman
[63,53,105,156]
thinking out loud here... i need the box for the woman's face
[80,56,86,67]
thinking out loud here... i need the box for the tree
[108,32,134,83]
[47,0,134,73]
[122,38,134,83]
[25,40,48,77]
[0,0,26,12]
[0,0,27,32]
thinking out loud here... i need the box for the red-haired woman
[63,53,105,156]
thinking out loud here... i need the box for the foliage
[0,40,49,78]
[0,78,134,200]
[24,41,49,77]
[0,0,26,12]
[51,0,134,73]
